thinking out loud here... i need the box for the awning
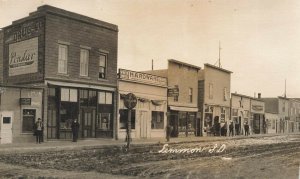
[169,106,198,112]
[46,80,116,92]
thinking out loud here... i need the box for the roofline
[204,63,233,74]
[231,93,264,101]
[168,59,201,70]
[3,5,118,32]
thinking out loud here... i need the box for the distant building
[145,59,201,138]
[288,98,300,133]
[1,5,118,142]
[198,64,231,136]
[117,69,168,139]
[262,97,289,133]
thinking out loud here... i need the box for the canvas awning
[169,106,198,112]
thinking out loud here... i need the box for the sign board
[20,98,31,105]
[9,37,38,76]
[124,93,137,109]
[119,69,167,87]
[252,105,264,111]
[168,87,179,97]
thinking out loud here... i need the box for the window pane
[99,55,106,67]
[106,92,112,104]
[119,109,135,129]
[22,109,36,133]
[151,111,164,129]
[61,88,70,101]
[69,89,77,102]
[98,92,106,104]
[58,45,68,74]
[80,49,89,76]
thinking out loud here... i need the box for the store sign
[9,37,38,76]
[119,69,167,87]
[168,87,179,97]
[20,98,31,105]
[252,105,263,111]
[124,93,137,109]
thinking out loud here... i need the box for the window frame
[189,88,193,103]
[98,53,107,79]
[80,48,89,77]
[58,44,68,74]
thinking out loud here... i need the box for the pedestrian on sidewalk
[71,119,80,142]
[166,124,173,142]
[33,118,44,144]
[229,121,234,137]
[244,122,249,136]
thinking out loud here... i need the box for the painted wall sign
[119,69,167,87]
[252,105,264,111]
[168,87,179,97]
[20,98,31,105]
[5,19,43,43]
[9,37,38,76]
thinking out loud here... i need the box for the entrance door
[81,108,96,138]
[0,111,13,144]
[140,111,148,138]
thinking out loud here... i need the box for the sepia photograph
[0,0,299,178]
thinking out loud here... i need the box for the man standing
[229,121,234,137]
[34,118,43,144]
[71,119,80,142]
[244,122,250,136]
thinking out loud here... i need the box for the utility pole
[152,59,154,70]
[218,41,222,68]
[284,79,287,98]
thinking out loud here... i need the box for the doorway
[140,111,148,138]
[0,111,13,144]
[80,108,96,138]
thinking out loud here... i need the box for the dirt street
[0,134,299,179]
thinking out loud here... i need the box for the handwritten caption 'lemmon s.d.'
[158,144,226,154]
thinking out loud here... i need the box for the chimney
[258,93,261,99]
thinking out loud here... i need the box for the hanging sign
[124,93,137,109]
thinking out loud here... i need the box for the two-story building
[1,5,118,141]
[198,64,232,136]
[145,59,201,138]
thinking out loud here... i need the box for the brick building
[1,5,118,141]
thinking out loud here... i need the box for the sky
[1,0,300,98]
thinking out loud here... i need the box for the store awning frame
[169,106,198,112]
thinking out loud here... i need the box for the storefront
[46,83,116,140]
[169,106,199,137]
[250,99,265,134]
[0,86,43,144]
[117,69,167,140]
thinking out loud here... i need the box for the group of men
[33,118,80,143]
[229,121,250,136]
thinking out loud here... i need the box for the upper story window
[189,88,193,103]
[224,87,228,101]
[99,54,107,79]
[80,49,89,76]
[58,44,68,74]
[209,83,213,99]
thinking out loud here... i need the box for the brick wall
[44,13,118,87]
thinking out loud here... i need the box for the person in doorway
[71,119,80,142]
[244,122,250,136]
[34,118,44,144]
[229,121,234,137]
[166,124,173,142]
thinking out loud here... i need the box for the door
[81,108,96,138]
[1,111,13,144]
[140,111,148,138]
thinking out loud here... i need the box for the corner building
[2,5,118,140]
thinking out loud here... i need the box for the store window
[22,109,36,133]
[97,113,111,130]
[99,54,107,79]
[119,109,135,129]
[58,44,68,74]
[80,49,89,76]
[151,111,164,129]
[61,88,77,102]
[98,91,113,104]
